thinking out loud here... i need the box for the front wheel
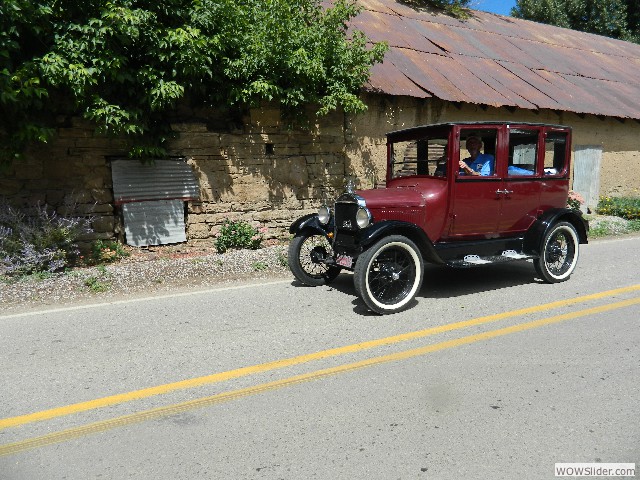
[288,233,341,286]
[534,221,579,283]
[354,235,424,314]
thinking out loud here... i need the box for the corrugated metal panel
[559,74,640,118]
[111,159,200,205]
[366,61,431,98]
[122,200,187,247]
[459,57,538,109]
[573,146,602,212]
[386,48,464,102]
[353,0,640,119]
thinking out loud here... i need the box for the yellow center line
[1,284,639,432]
[1,295,639,457]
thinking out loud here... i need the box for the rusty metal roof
[353,1,640,119]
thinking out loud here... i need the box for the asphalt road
[1,235,639,480]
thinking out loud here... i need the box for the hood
[355,186,426,209]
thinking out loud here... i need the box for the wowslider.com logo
[555,463,636,477]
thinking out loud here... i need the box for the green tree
[0,0,387,163]
[402,0,472,16]
[511,0,638,43]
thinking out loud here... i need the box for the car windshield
[390,135,449,179]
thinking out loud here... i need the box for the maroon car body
[289,122,588,314]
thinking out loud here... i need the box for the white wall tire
[354,235,424,314]
[534,222,579,283]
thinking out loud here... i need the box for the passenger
[459,135,494,176]
[434,142,448,177]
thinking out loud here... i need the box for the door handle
[495,189,514,195]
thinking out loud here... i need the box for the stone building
[2,1,639,246]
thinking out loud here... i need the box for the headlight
[318,205,331,225]
[356,207,371,229]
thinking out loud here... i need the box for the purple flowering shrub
[0,200,93,276]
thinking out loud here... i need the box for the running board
[446,250,533,268]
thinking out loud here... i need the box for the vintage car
[288,122,589,314]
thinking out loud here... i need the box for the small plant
[89,240,129,265]
[253,261,268,271]
[84,276,110,293]
[276,251,289,268]
[596,196,640,220]
[215,220,266,253]
[567,190,585,211]
[32,271,55,281]
[0,199,92,276]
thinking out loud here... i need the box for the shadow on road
[291,260,543,316]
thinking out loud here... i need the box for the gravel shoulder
[0,243,291,314]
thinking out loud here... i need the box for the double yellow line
[1,284,639,456]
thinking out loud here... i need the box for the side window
[429,139,448,177]
[508,129,539,177]
[544,132,568,175]
[458,130,497,177]
[391,137,449,179]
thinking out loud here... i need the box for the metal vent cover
[111,159,200,205]
[122,200,187,247]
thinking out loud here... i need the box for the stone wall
[0,117,125,245]
[0,106,351,245]
[2,95,639,247]
[172,105,348,241]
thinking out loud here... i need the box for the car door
[447,127,502,239]
[498,126,543,234]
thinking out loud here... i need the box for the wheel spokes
[300,237,332,277]
[545,232,573,275]
[368,247,416,304]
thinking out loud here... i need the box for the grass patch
[84,276,110,293]
[253,261,268,271]
[276,252,288,268]
[588,218,640,238]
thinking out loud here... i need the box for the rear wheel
[354,235,423,314]
[534,221,579,283]
[288,233,341,286]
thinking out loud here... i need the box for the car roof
[386,122,571,140]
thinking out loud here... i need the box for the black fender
[359,220,445,265]
[289,213,333,238]
[523,208,589,256]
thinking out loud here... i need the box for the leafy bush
[87,239,129,265]
[596,196,640,220]
[0,200,92,276]
[215,220,265,253]
[1,0,387,163]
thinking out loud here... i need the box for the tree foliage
[512,0,640,43]
[401,0,472,17]
[0,0,387,162]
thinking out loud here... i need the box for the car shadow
[296,261,543,315]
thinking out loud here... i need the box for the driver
[459,135,494,176]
